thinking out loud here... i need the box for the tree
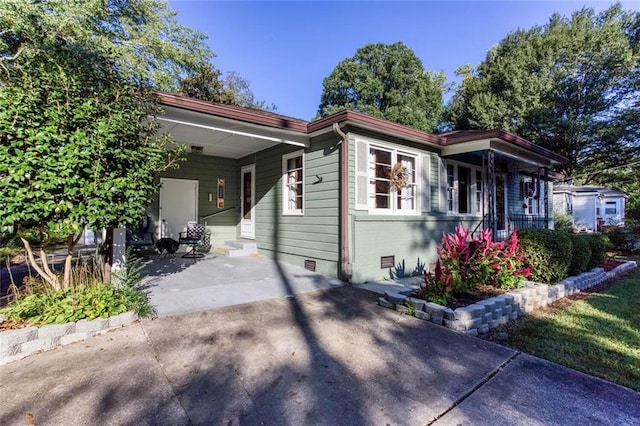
[317,42,445,132]
[180,66,277,112]
[0,0,211,289]
[446,4,640,185]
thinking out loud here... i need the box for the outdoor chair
[178,221,210,258]
[127,215,157,257]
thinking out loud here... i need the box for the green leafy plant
[403,300,416,316]
[415,259,454,305]
[584,233,611,268]
[519,229,573,283]
[568,234,592,276]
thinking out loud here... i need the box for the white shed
[553,184,627,232]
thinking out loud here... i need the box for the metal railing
[508,214,548,231]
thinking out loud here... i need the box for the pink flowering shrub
[417,259,453,305]
[418,226,530,304]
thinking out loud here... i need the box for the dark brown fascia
[157,92,566,163]
[157,91,309,133]
[444,129,568,164]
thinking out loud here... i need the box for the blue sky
[168,1,639,121]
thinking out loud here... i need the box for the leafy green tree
[446,4,640,185]
[0,0,210,289]
[180,66,277,111]
[317,42,445,132]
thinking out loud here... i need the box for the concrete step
[213,240,259,257]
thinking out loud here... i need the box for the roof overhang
[157,93,309,159]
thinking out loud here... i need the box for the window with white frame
[282,151,304,214]
[445,161,482,215]
[605,201,617,215]
[369,145,418,213]
[520,177,544,215]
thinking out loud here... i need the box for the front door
[495,175,507,237]
[159,178,198,240]
[240,164,255,239]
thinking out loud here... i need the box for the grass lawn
[482,260,640,392]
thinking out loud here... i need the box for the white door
[241,164,255,239]
[159,178,198,240]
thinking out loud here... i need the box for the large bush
[519,229,573,283]
[568,234,591,276]
[603,226,637,254]
[584,233,610,268]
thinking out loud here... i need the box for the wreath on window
[389,162,409,191]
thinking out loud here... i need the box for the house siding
[238,133,341,277]
[151,153,239,244]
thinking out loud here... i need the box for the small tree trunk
[62,235,75,288]
[102,227,114,283]
[17,232,60,290]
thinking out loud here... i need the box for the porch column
[542,167,549,228]
[487,149,496,237]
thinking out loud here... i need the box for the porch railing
[508,214,548,231]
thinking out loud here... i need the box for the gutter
[333,122,352,282]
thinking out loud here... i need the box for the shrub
[568,234,591,276]
[519,229,573,283]
[1,251,153,326]
[416,259,453,305]
[584,233,610,268]
[603,226,637,254]
[553,211,574,233]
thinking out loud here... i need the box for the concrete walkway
[1,286,638,425]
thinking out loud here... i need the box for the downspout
[333,122,352,282]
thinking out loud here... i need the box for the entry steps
[213,240,258,257]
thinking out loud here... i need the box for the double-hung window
[282,151,304,215]
[445,161,482,215]
[369,146,418,214]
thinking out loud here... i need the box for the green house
[153,92,566,283]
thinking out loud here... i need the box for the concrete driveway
[1,285,638,425]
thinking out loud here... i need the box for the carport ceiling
[157,106,309,159]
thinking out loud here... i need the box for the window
[369,146,418,213]
[282,151,304,214]
[605,202,617,215]
[520,177,544,215]
[445,161,482,215]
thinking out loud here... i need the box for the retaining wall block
[21,337,57,355]
[489,319,499,329]
[430,316,443,325]
[483,312,493,324]
[498,294,514,306]
[38,323,76,341]
[60,333,89,346]
[444,319,476,332]
[510,292,523,304]
[465,329,478,336]
[76,317,108,334]
[498,315,509,325]
[407,297,426,312]
[492,308,503,320]
[469,304,487,318]
[443,308,455,320]
[488,297,505,309]
[384,291,407,305]
[477,324,490,334]
[0,327,38,350]
[0,342,20,358]
[108,312,137,328]
[395,305,407,314]
[423,302,448,316]
[453,307,475,321]
[472,317,483,328]
[378,297,392,308]
[502,305,513,316]
[511,310,519,320]
[415,310,430,321]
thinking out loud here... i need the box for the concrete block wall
[380,260,637,336]
[0,311,138,366]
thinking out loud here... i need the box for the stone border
[379,261,637,336]
[0,311,138,366]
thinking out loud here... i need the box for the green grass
[492,263,640,392]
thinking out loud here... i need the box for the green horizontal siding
[239,132,341,274]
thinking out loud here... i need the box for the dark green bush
[553,211,575,233]
[519,229,573,283]
[603,226,638,254]
[568,234,591,276]
[584,233,610,268]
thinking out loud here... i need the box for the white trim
[443,159,483,217]
[157,117,309,147]
[240,164,256,239]
[282,150,305,215]
[366,138,421,215]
